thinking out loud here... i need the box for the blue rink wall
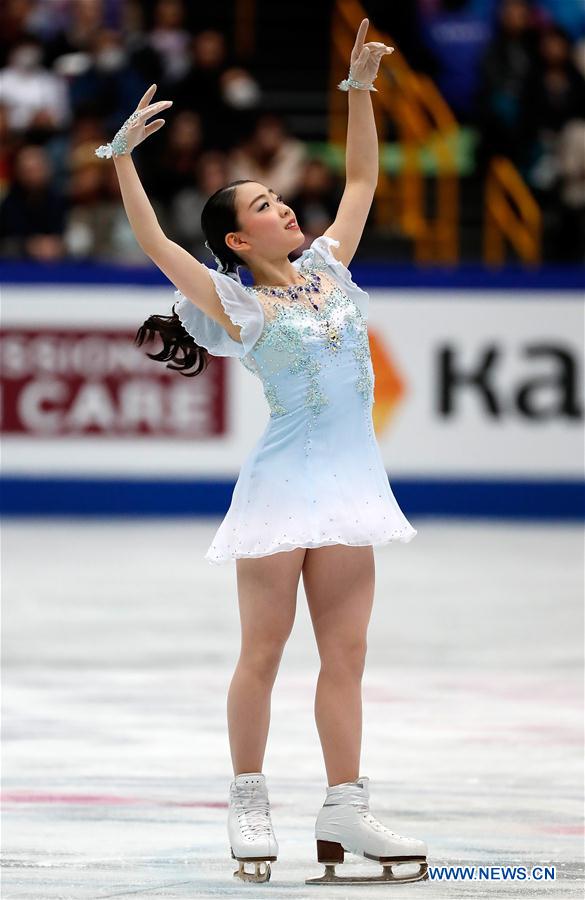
[1,262,583,521]
[1,475,583,520]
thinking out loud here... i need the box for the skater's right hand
[95,84,173,159]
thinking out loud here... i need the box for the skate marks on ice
[1,519,583,897]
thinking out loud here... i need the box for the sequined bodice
[238,259,374,456]
[243,270,335,319]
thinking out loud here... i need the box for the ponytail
[134,303,210,377]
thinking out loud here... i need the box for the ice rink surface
[1,518,583,899]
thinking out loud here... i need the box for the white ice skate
[305,776,428,885]
[228,772,278,883]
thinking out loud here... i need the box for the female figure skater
[96,17,428,886]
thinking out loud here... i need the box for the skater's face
[225,181,304,265]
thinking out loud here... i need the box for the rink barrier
[0,261,583,290]
[0,476,582,519]
[2,264,582,519]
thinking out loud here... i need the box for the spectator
[148,0,191,84]
[219,66,262,146]
[63,133,154,263]
[519,25,585,260]
[0,0,41,67]
[574,36,585,79]
[143,109,204,208]
[0,36,71,134]
[0,102,17,201]
[416,0,499,122]
[228,113,308,200]
[556,119,585,261]
[172,29,235,149]
[521,25,585,185]
[477,0,538,166]
[220,67,261,111]
[0,144,66,260]
[527,25,585,132]
[39,0,106,66]
[95,161,150,263]
[63,149,111,258]
[68,28,146,133]
[168,149,231,258]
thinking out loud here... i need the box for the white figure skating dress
[173,235,417,565]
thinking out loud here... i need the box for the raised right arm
[112,153,242,342]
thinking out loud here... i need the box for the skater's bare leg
[228,548,306,775]
[302,545,375,786]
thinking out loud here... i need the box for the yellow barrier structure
[331,0,541,266]
[484,157,542,265]
[331,0,459,264]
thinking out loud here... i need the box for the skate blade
[306,861,429,885]
[233,860,273,882]
[230,848,276,883]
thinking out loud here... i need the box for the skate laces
[233,786,273,836]
[326,782,406,841]
[352,798,403,839]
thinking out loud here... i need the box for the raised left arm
[323,18,393,267]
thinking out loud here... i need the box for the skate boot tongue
[234,772,265,784]
[233,773,268,795]
[233,783,268,807]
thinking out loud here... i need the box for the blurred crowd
[388,0,585,261]
[0,0,583,265]
[0,0,341,266]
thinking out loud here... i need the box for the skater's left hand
[347,18,394,86]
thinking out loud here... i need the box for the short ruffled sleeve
[173,267,265,358]
[296,234,370,320]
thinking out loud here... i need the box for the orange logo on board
[369,331,406,433]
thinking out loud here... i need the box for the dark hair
[134,179,255,376]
